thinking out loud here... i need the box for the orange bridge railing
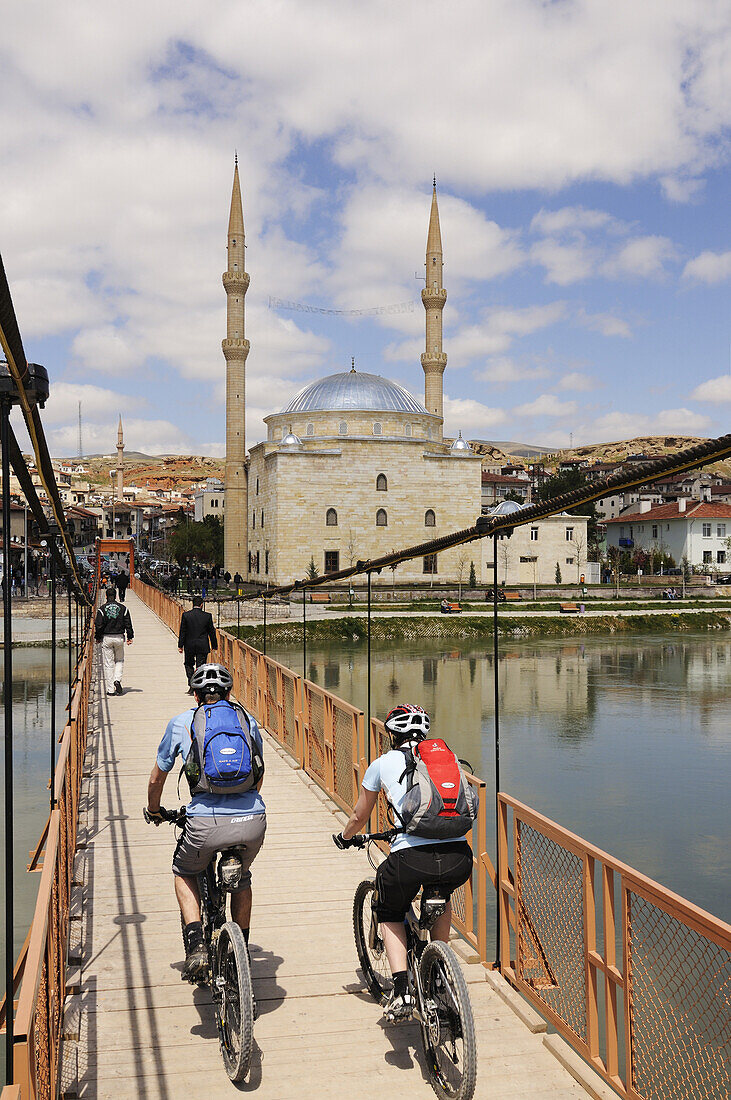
[134,576,731,1100]
[0,616,95,1100]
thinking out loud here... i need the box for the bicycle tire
[418,940,477,1100]
[352,879,392,1002]
[215,921,254,1082]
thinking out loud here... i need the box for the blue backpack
[184,700,264,795]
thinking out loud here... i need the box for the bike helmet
[384,704,430,745]
[189,663,233,696]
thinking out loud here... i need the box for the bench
[503,591,522,601]
[309,592,331,604]
[560,602,580,613]
[441,602,462,614]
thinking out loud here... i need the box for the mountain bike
[347,829,477,1100]
[143,806,254,1081]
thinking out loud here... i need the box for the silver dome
[281,427,303,447]
[450,431,471,452]
[282,370,428,415]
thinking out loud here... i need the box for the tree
[469,560,477,588]
[535,468,600,551]
[345,527,358,569]
[503,489,523,504]
[555,561,562,584]
[456,552,469,602]
[498,538,513,585]
[571,530,587,583]
[305,555,319,581]
[167,513,223,566]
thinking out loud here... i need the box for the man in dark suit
[178,596,218,691]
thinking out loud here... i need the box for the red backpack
[396,739,477,839]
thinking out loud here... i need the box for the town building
[487,501,590,586]
[605,500,731,571]
[194,478,225,521]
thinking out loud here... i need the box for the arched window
[376,473,388,492]
[404,423,412,437]
[326,508,338,526]
[373,422,382,436]
[306,422,314,436]
[426,426,432,440]
[376,509,388,527]
[425,509,436,527]
[339,420,348,435]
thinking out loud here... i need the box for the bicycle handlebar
[143,806,186,826]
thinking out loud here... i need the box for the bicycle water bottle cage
[419,888,448,929]
[218,848,245,892]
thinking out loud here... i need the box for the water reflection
[0,648,69,1014]
[271,633,731,921]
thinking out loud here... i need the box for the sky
[1,0,730,459]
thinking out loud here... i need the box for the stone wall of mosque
[264,409,441,444]
[246,436,483,586]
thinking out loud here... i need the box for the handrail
[0,617,95,1099]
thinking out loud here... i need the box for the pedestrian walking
[95,587,134,696]
[178,595,218,692]
[117,567,129,600]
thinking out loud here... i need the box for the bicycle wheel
[418,941,477,1100]
[214,921,254,1082]
[353,879,392,1002]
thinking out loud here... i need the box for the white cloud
[591,408,711,439]
[683,250,731,284]
[474,357,551,385]
[690,375,731,403]
[530,238,597,286]
[513,394,578,418]
[558,372,597,393]
[40,382,145,426]
[442,395,506,436]
[45,417,198,457]
[575,310,632,338]
[602,236,677,279]
[530,207,615,236]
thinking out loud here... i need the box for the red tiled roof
[605,501,731,523]
[481,473,527,486]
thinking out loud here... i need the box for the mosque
[222,162,483,586]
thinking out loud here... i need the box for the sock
[242,927,250,944]
[392,971,408,997]
[184,921,203,952]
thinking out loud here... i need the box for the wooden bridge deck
[62,591,596,1099]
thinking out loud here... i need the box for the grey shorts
[172,812,266,890]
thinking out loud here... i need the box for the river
[268,631,731,924]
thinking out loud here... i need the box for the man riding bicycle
[146,663,266,981]
[334,704,473,1020]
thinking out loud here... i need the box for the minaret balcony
[222,338,250,360]
[223,270,250,292]
[421,352,447,372]
[421,287,447,309]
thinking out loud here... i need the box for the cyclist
[334,704,473,1019]
[145,663,266,981]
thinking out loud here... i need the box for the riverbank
[231,610,731,646]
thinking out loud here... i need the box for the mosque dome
[450,431,471,453]
[282,370,428,415]
[281,427,303,447]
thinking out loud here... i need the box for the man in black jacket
[95,587,134,696]
[178,596,218,690]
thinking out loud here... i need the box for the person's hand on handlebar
[332,832,366,850]
[144,806,180,825]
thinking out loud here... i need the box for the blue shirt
[362,747,457,853]
[156,705,266,817]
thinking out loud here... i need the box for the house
[481,472,529,509]
[605,500,731,571]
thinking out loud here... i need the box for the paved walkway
[63,590,597,1099]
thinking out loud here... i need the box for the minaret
[421,179,447,437]
[116,415,124,498]
[222,156,249,577]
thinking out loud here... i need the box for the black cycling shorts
[374,841,472,923]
